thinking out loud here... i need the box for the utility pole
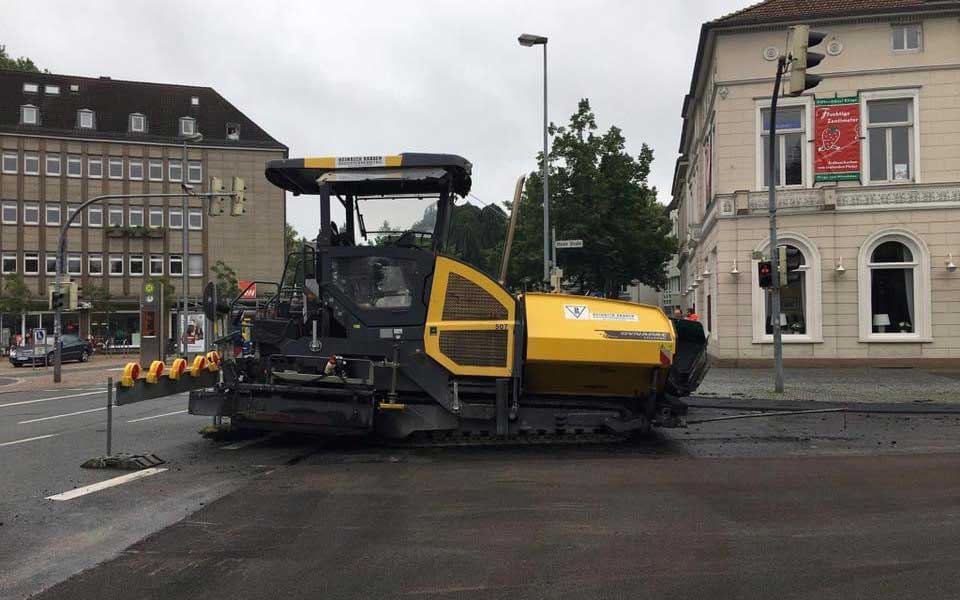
[180,133,203,358]
[768,25,827,393]
[518,33,550,284]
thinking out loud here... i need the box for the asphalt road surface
[2,392,960,599]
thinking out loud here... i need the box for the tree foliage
[212,260,240,303]
[0,45,43,73]
[0,274,33,319]
[507,99,677,295]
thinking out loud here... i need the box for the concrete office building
[0,69,287,347]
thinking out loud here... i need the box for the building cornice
[0,130,285,153]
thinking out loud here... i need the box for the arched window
[751,233,823,343]
[858,230,931,341]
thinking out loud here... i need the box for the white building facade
[671,0,960,366]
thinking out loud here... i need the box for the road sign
[554,239,583,249]
[34,328,46,346]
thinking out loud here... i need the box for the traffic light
[230,176,246,216]
[758,261,773,288]
[208,176,227,216]
[50,291,63,310]
[779,246,804,286]
[785,24,827,96]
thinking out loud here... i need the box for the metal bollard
[106,377,113,457]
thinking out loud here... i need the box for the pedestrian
[686,308,700,322]
[673,308,683,319]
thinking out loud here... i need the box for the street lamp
[180,132,203,358]
[518,32,550,284]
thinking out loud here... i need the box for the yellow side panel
[523,293,676,397]
[424,257,515,378]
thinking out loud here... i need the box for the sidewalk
[0,354,132,392]
[696,366,960,404]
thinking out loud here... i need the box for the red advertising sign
[238,279,256,299]
[814,96,860,182]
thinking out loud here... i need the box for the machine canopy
[265,153,472,198]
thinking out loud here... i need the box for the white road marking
[221,436,271,450]
[0,390,103,409]
[127,409,188,423]
[19,406,105,424]
[46,467,168,501]
[0,433,59,447]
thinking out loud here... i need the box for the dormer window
[77,109,95,130]
[191,96,199,106]
[22,83,38,93]
[129,113,146,133]
[179,116,196,136]
[44,85,60,95]
[20,105,38,125]
[226,123,240,141]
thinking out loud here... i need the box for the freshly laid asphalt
[12,406,960,600]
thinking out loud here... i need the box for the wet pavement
[22,408,960,600]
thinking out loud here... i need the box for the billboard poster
[180,313,205,353]
[814,96,861,182]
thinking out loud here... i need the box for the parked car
[9,334,93,367]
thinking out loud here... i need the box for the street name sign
[554,239,583,249]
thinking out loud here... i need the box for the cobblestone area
[697,367,960,404]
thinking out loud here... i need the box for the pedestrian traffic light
[758,261,773,288]
[50,291,63,310]
[208,176,227,216]
[786,24,827,96]
[230,176,246,216]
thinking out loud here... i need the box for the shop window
[858,230,931,341]
[751,234,823,343]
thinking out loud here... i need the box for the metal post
[542,42,550,284]
[181,140,189,358]
[768,57,786,393]
[53,237,64,382]
[106,377,113,457]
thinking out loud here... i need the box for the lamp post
[180,132,203,357]
[518,33,550,284]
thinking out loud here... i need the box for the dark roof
[266,154,472,197]
[713,0,950,26]
[0,69,286,150]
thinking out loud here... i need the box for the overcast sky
[3,0,746,237]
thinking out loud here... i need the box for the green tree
[0,274,33,326]
[84,283,113,341]
[0,45,43,72]
[211,260,240,303]
[508,99,677,296]
[285,222,304,256]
